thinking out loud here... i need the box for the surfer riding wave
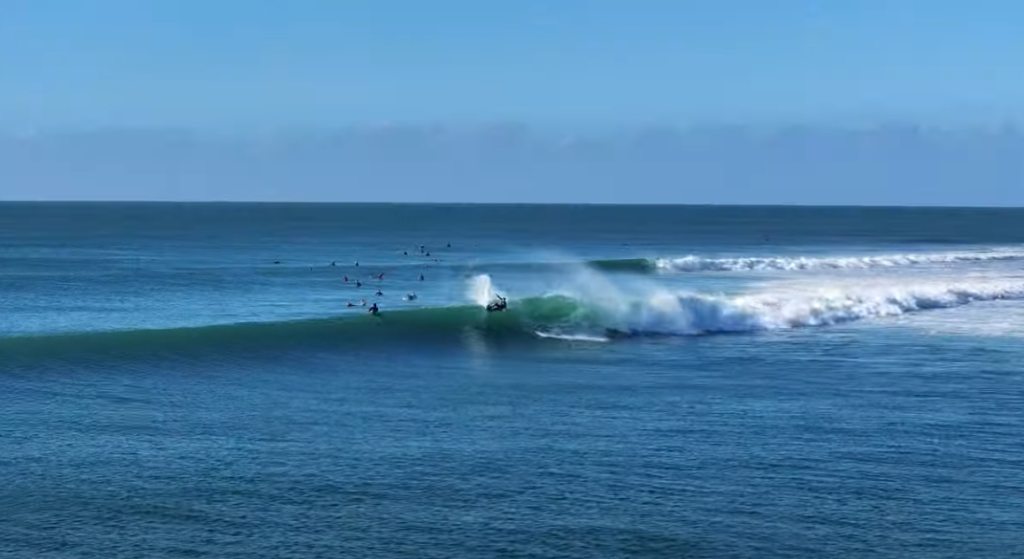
[486,294,507,312]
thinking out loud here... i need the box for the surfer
[356,280,362,288]
[375,290,383,296]
[406,293,417,301]
[368,303,380,316]
[419,273,424,281]
[486,294,507,312]
[603,328,630,339]
[346,302,355,307]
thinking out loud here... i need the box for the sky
[2,0,1023,204]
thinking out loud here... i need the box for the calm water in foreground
[2,203,1024,558]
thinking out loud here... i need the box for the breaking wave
[4,273,1023,361]
[655,247,1024,272]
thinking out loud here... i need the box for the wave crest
[655,248,1024,272]
[610,280,1024,335]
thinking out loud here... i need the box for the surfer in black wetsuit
[486,295,507,312]
[368,303,379,316]
[603,328,630,339]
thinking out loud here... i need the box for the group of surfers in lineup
[277,242,508,317]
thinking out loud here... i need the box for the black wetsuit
[487,297,507,312]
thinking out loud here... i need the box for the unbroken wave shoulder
[0,305,523,362]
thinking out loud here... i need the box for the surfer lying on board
[486,295,507,312]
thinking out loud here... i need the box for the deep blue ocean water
[2,203,1024,558]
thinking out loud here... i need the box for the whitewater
[654,246,1024,272]
[465,262,1024,340]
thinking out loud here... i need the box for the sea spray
[468,273,502,307]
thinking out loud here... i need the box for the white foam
[468,274,501,306]
[582,276,1024,336]
[466,258,1024,338]
[534,331,610,343]
[656,247,1024,273]
[887,297,1024,339]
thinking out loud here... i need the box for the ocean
[2,202,1024,559]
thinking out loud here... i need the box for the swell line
[4,276,1024,362]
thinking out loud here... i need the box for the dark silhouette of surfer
[486,295,507,312]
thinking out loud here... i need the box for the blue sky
[4,0,1023,128]
[2,0,1022,203]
